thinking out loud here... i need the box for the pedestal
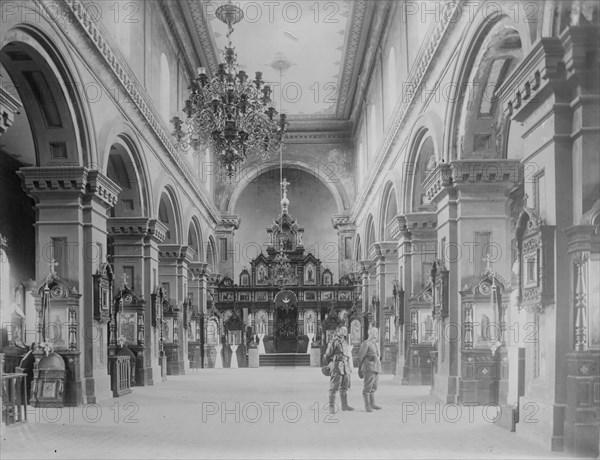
[248,347,259,368]
[310,345,321,367]
[564,351,600,458]
[214,345,223,369]
[257,334,266,355]
[230,345,239,369]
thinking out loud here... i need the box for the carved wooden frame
[514,208,555,313]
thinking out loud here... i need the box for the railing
[2,373,28,425]
[111,356,132,397]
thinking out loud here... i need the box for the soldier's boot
[370,393,382,410]
[363,393,373,412]
[329,391,337,415]
[340,392,354,411]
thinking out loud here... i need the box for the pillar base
[431,374,458,404]
[565,351,600,458]
[494,403,519,432]
[517,397,565,452]
[137,366,154,386]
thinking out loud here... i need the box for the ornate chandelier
[171,1,289,178]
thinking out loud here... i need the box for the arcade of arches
[0,1,598,458]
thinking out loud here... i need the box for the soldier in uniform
[324,325,354,414]
[358,327,382,412]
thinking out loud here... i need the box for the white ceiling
[207,1,351,117]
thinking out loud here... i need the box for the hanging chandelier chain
[171,0,288,179]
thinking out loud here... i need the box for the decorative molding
[184,0,370,121]
[18,166,121,208]
[332,214,352,230]
[49,0,220,223]
[496,37,566,122]
[107,217,168,244]
[424,160,522,203]
[352,2,461,219]
[218,215,240,231]
[0,85,22,136]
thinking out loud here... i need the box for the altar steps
[259,353,311,367]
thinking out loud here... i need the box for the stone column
[496,27,598,449]
[372,242,399,374]
[158,245,191,375]
[424,160,520,403]
[18,167,120,404]
[108,217,167,386]
[332,215,355,277]
[189,262,211,369]
[391,213,437,384]
[214,215,239,279]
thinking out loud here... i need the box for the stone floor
[1,368,575,459]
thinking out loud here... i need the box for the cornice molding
[0,86,21,135]
[18,166,121,209]
[184,0,370,121]
[45,0,220,224]
[351,1,462,222]
[159,0,196,81]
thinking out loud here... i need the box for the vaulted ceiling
[180,0,376,127]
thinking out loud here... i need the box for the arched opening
[381,184,398,240]
[0,36,87,350]
[206,237,217,270]
[106,141,146,218]
[187,218,203,262]
[355,234,362,263]
[454,20,524,160]
[160,53,170,123]
[365,216,376,258]
[411,134,437,212]
[233,167,339,279]
[158,190,179,244]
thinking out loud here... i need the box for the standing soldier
[324,326,354,413]
[358,327,382,412]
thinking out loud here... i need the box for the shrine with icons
[211,179,361,363]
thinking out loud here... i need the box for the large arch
[402,114,445,215]
[365,215,376,259]
[443,11,527,161]
[354,233,362,263]
[1,23,95,167]
[157,187,182,245]
[379,181,398,241]
[105,135,150,218]
[206,235,217,270]
[186,216,204,262]
[223,161,349,214]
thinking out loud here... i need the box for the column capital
[217,214,240,232]
[358,260,375,276]
[18,166,121,209]
[0,86,21,136]
[159,244,193,263]
[496,37,567,122]
[107,217,167,244]
[405,212,437,240]
[189,262,212,279]
[332,214,355,231]
[424,160,522,203]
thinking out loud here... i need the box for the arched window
[0,239,9,316]
[387,47,397,114]
[370,104,378,157]
[160,53,170,122]
[357,143,365,187]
